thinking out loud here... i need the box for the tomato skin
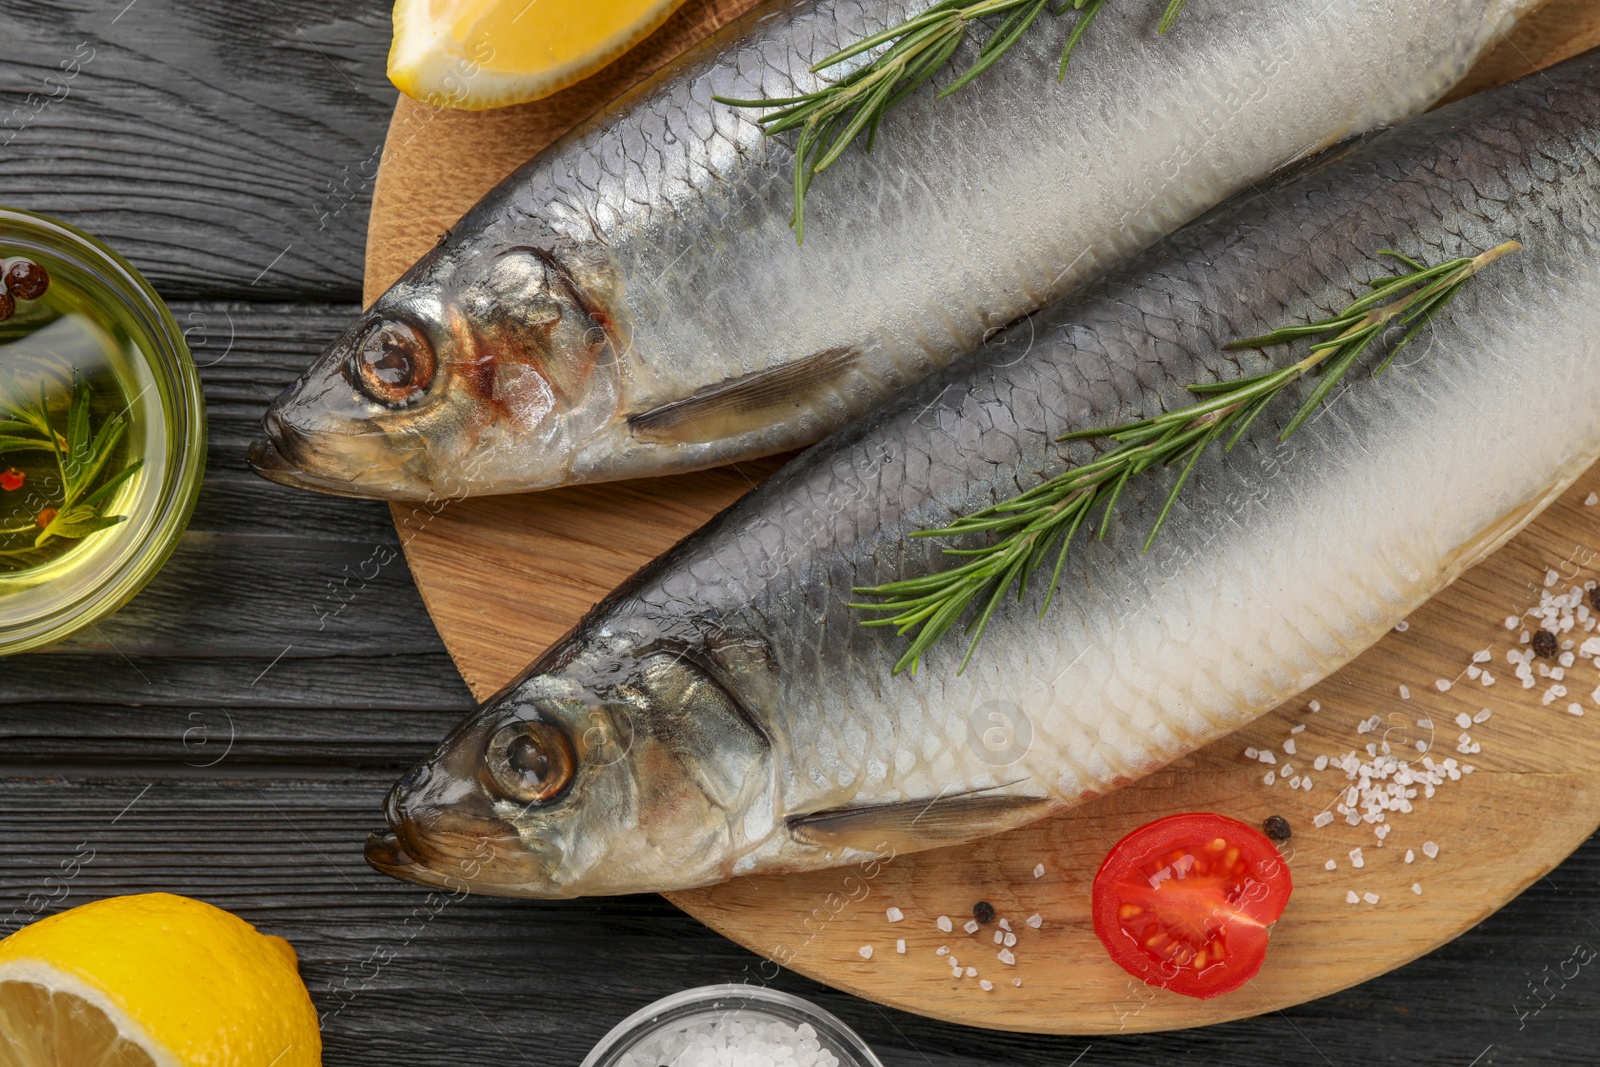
[1092,812,1293,1000]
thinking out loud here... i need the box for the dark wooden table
[2,2,1598,1063]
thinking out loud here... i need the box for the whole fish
[251,0,1535,499]
[365,51,1600,897]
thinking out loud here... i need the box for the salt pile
[618,1014,845,1067]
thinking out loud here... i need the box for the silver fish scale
[464,0,1535,476]
[607,54,1600,838]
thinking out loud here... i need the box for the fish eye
[483,717,576,806]
[353,320,435,408]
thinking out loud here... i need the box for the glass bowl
[0,208,205,653]
[581,985,885,1067]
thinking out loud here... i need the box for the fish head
[249,238,625,499]
[366,631,776,897]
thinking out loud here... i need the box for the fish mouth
[363,822,496,893]
[363,828,455,889]
[365,821,568,897]
[246,420,399,500]
[365,765,568,896]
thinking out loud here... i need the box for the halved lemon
[0,893,321,1067]
[389,0,685,110]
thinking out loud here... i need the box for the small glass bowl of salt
[580,984,884,1067]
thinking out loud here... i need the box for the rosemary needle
[851,240,1522,676]
[0,367,142,563]
[716,0,1189,241]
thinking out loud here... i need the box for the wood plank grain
[0,654,470,766]
[0,0,395,301]
[366,0,1600,1035]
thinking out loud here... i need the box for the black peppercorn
[4,259,49,301]
[0,290,12,323]
[1262,814,1291,842]
[972,900,995,925]
[1532,629,1559,659]
[1590,586,1600,614]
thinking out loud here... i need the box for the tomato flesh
[1091,812,1293,999]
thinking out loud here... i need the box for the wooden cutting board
[365,0,1600,1034]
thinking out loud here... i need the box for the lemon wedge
[0,893,321,1067]
[389,0,685,110]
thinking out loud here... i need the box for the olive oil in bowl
[0,210,205,652]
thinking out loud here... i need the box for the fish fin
[626,346,862,444]
[1178,127,1384,244]
[787,791,1053,854]
[1262,125,1381,188]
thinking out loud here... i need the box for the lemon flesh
[389,0,684,109]
[0,893,320,1067]
[0,974,163,1067]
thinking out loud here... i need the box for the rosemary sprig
[0,367,142,564]
[852,239,1522,675]
[716,0,1188,240]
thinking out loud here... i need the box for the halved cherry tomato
[1092,812,1293,999]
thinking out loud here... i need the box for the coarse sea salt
[859,945,873,959]
[886,907,903,923]
[1346,891,1360,905]
[963,920,980,935]
[1033,864,1045,879]
[1422,841,1439,859]
[616,1015,843,1067]
[896,940,906,954]
[1025,914,1042,929]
